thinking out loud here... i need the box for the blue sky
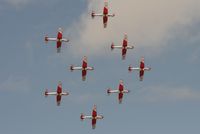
[0,0,200,134]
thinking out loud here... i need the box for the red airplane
[44,81,69,106]
[80,105,104,129]
[107,80,130,104]
[91,1,115,28]
[111,34,134,60]
[128,57,151,81]
[70,56,94,81]
[45,28,69,53]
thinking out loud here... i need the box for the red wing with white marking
[128,57,151,81]
[70,56,94,81]
[107,80,130,104]
[80,105,103,129]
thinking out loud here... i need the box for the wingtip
[70,65,74,71]
[128,65,132,72]
[65,92,69,96]
[107,88,111,94]
[111,43,114,50]
[80,113,84,120]
[44,89,48,96]
[91,11,95,18]
[44,36,48,43]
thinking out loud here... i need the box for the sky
[0,0,200,133]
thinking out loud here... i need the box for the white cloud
[65,0,200,57]
[135,86,200,102]
[0,75,31,91]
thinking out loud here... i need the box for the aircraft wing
[61,92,69,96]
[96,115,104,119]
[61,38,69,42]
[46,37,57,42]
[107,89,119,94]
[130,67,140,71]
[71,66,83,70]
[144,67,151,71]
[46,92,57,95]
[126,45,134,49]
[108,14,115,17]
[122,89,130,93]
[112,45,123,49]
[93,13,104,16]
[83,115,93,119]
[86,67,94,70]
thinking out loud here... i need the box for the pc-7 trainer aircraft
[70,56,94,81]
[80,105,104,129]
[44,81,69,106]
[111,34,134,60]
[45,28,69,53]
[107,80,130,104]
[91,1,115,28]
[128,57,151,81]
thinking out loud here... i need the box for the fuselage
[82,60,87,70]
[123,39,128,48]
[57,84,62,95]
[140,61,145,70]
[103,7,108,25]
[118,83,124,103]
[56,84,62,105]
[139,61,145,78]
[122,39,128,57]
[103,7,108,16]
[119,83,124,92]
[82,59,88,81]
[92,109,97,119]
[57,31,63,48]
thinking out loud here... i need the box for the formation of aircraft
[43,1,152,130]
[70,56,94,81]
[45,28,69,53]
[128,57,151,81]
[107,80,130,104]
[91,1,115,28]
[44,81,69,106]
[111,34,134,60]
[80,105,104,129]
